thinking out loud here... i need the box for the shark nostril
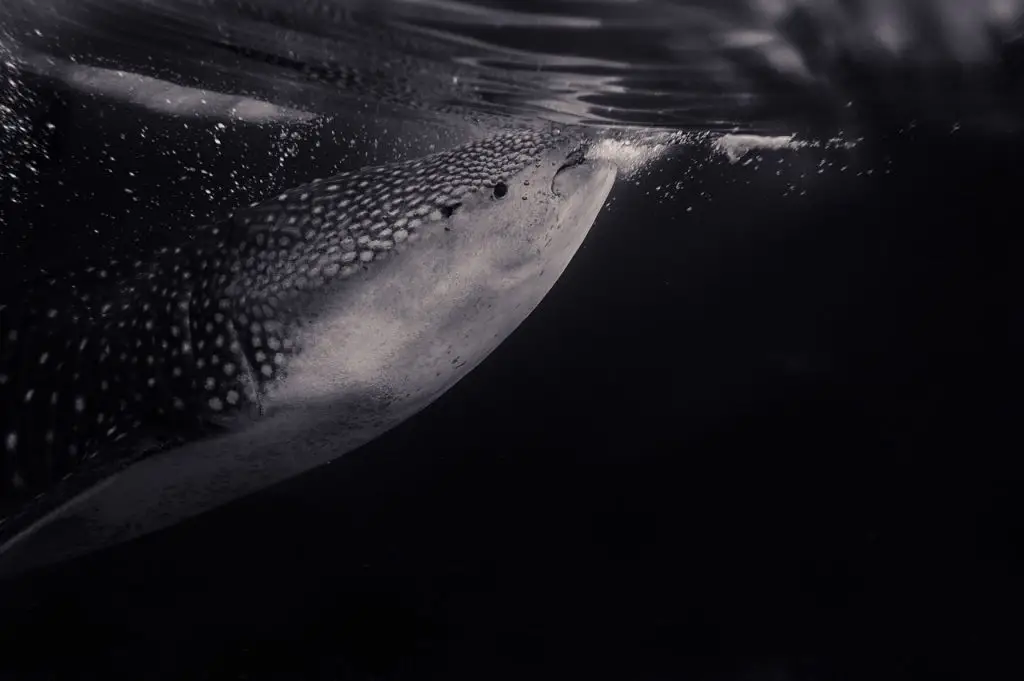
[440,202,462,218]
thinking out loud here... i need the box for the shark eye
[492,182,508,199]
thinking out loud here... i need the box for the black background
[0,76,1019,681]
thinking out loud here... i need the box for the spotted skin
[0,249,220,499]
[0,129,578,522]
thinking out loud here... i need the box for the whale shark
[0,128,618,576]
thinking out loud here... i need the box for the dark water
[0,1,1020,679]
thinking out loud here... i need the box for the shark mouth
[551,142,591,195]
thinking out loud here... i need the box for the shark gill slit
[226,313,263,416]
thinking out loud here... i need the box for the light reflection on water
[1,0,1021,135]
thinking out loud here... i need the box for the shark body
[0,129,617,574]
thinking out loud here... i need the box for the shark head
[0,128,618,576]
[210,128,615,413]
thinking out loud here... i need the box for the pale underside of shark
[0,128,617,576]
